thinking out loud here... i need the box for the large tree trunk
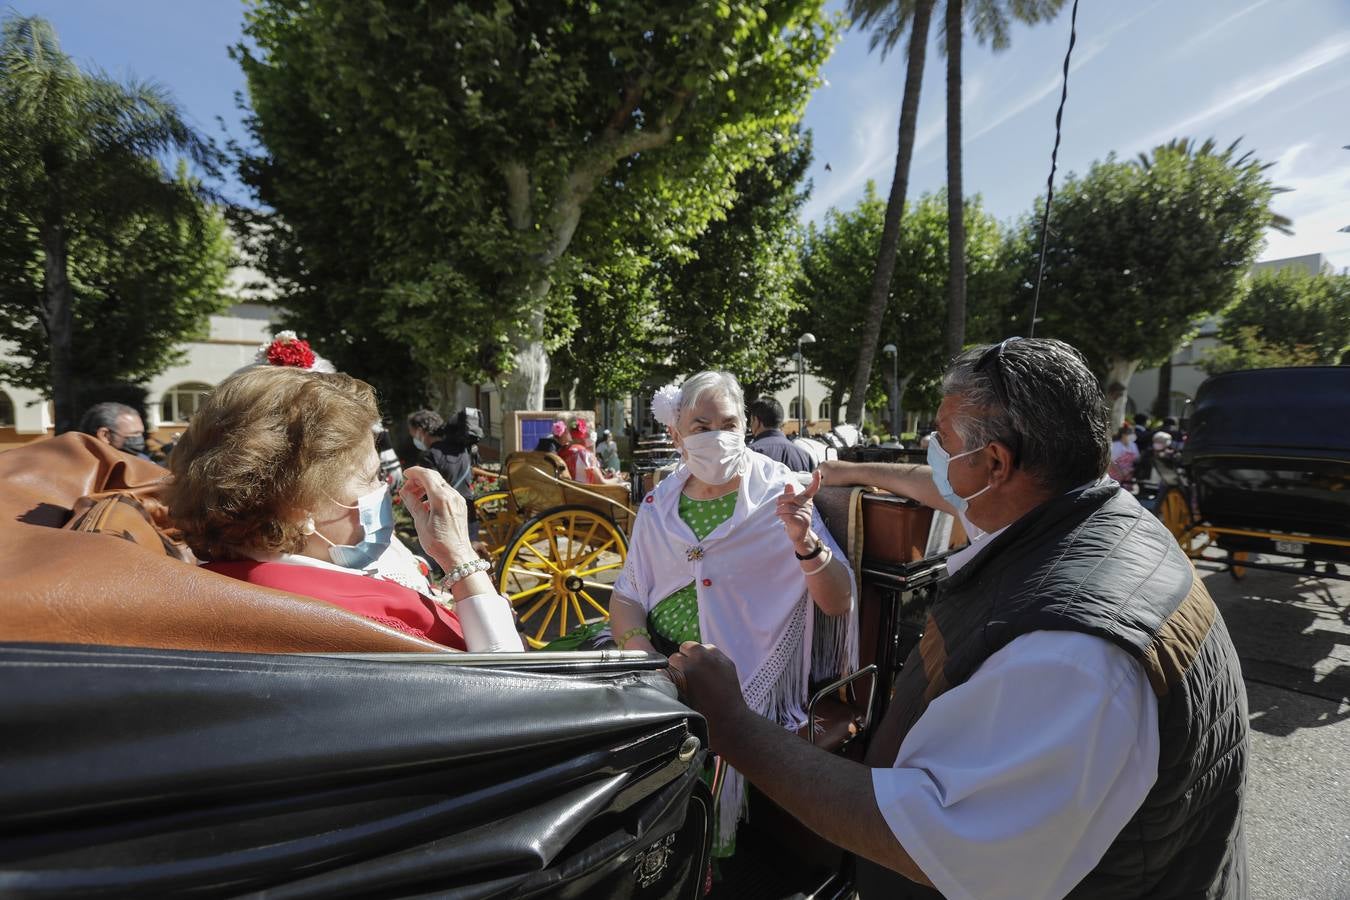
[40,220,77,434]
[845,0,936,427]
[943,0,967,361]
[1104,357,1139,429]
[1151,357,1174,421]
[500,302,551,419]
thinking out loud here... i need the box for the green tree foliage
[1015,138,1287,423]
[1197,326,1322,376]
[234,0,836,417]
[660,132,813,397]
[1215,266,1350,366]
[0,15,228,431]
[798,182,1011,422]
[555,131,814,404]
[0,171,233,394]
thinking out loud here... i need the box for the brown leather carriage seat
[804,486,960,753]
[0,433,446,653]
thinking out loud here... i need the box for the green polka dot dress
[648,491,737,645]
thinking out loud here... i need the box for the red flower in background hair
[265,337,316,369]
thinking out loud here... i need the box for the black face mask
[120,434,147,455]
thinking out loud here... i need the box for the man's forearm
[822,461,953,515]
[714,706,933,886]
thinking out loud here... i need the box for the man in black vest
[670,338,1247,899]
[747,397,815,472]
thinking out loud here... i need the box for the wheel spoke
[559,586,569,635]
[533,597,560,644]
[520,540,562,574]
[570,537,618,572]
[579,589,609,617]
[503,566,550,586]
[506,581,551,602]
[546,526,565,573]
[563,518,601,567]
[570,592,588,624]
[518,589,556,622]
[573,560,623,579]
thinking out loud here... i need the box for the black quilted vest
[858,483,1249,899]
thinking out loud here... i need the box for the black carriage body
[1183,367,1350,564]
[0,645,711,899]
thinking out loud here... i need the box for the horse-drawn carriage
[1147,367,1350,581]
[472,452,637,648]
[0,432,957,898]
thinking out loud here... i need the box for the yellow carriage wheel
[1159,488,1192,548]
[472,490,516,560]
[495,505,628,649]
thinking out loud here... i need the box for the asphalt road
[1200,561,1350,900]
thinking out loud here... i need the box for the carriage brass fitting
[678,734,700,763]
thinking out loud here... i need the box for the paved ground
[1200,560,1350,900]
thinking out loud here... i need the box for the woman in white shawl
[609,371,857,860]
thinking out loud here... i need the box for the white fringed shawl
[614,451,858,839]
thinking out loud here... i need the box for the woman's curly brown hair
[167,366,380,561]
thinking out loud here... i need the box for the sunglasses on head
[973,336,1024,465]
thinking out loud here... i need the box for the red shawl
[205,560,467,650]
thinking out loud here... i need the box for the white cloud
[1173,0,1274,57]
[801,105,895,223]
[1258,159,1350,273]
[962,0,1164,147]
[1133,34,1350,152]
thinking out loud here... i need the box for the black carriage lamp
[1027,0,1080,338]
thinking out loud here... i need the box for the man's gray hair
[679,371,745,427]
[942,338,1109,492]
[78,402,138,436]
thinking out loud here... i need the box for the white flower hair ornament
[651,383,682,429]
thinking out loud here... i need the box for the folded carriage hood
[1184,366,1350,462]
[0,644,711,899]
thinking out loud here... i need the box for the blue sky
[14,0,1350,270]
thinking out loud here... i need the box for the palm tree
[0,16,216,432]
[944,1,1066,360]
[843,0,936,428]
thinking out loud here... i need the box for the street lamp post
[882,343,898,438]
[797,332,816,437]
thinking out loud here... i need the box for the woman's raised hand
[398,466,477,570]
[776,469,821,551]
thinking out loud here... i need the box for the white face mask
[680,429,747,485]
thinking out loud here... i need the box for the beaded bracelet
[801,547,833,577]
[618,626,651,649]
[443,557,491,589]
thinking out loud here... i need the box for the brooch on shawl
[686,546,705,562]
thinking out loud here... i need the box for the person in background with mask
[1109,423,1140,490]
[167,366,521,652]
[407,409,478,539]
[78,402,151,460]
[607,370,857,863]
[672,339,1247,899]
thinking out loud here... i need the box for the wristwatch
[794,533,825,561]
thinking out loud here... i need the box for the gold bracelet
[801,547,832,576]
[618,626,651,649]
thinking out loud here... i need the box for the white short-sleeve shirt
[871,629,1160,900]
